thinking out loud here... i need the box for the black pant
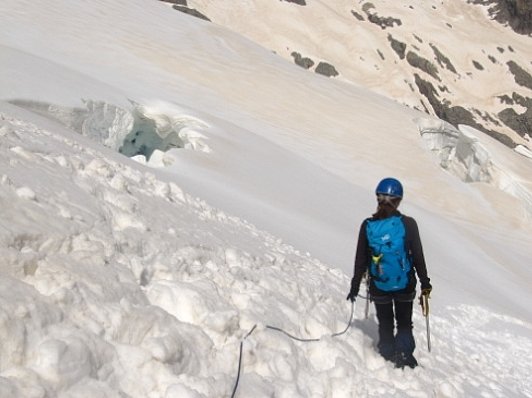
[374,296,415,359]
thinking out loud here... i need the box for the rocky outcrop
[414,74,517,147]
[172,5,211,21]
[469,0,531,34]
[498,94,532,139]
[362,2,402,29]
[351,10,365,21]
[291,52,315,69]
[472,60,484,70]
[159,0,187,4]
[290,52,338,77]
[388,34,406,59]
[315,62,339,77]
[406,51,440,81]
[430,43,457,74]
[282,0,306,5]
[507,61,532,90]
[490,0,532,35]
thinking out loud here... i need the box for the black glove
[421,281,432,298]
[346,278,359,302]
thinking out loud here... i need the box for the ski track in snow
[1,113,532,397]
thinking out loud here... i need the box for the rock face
[430,44,457,74]
[406,51,440,81]
[362,2,402,29]
[498,94,532,140]
[469,0,532,35]
[507,61,532,90]
[388,34,406,59]
[315,62,339,77]
[291,52,315,69]
[290,52,339,77]
[159,0,187,5]
[283,0,307,5]
[413,74,518,147]
[172,5,211,21]
[489,0,532,35]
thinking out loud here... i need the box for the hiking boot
[377,341,395,362]
[394,352,418,369]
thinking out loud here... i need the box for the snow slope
[185,0,532,148]
[1,0,532,397]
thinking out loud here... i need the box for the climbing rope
[230,300,358,398]
[230,324,257,398]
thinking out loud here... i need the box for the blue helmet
[375,178,403,198]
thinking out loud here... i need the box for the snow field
[0,111,353,396]
[2,111,532,397]
[1,0,532,396]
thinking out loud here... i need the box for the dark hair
[373,197,401,219]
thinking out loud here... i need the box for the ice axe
[364,272,370,319]
[419,292,431,352]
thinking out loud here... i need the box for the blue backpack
[366,215,412,292]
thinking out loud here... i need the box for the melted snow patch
[9,99,211,164]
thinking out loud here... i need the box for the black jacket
[352,211,431,298]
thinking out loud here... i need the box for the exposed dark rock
[315,62,339,77]
[282,0,306,5]
[351,10,365,21]
[508,45,515,52]
[488,54,497,63]
[414,74,517,147]
[481,112,502,126]
[511,92,531,107]
[430,43,457,74]
[413,34,423,43]
[498,94,513,104]
[507,61,532,90]
[160,0,187,5]
[291,52,315,69]
[406,51,440,81]
[413,74,440,110]
[377,49,385,60]
[362,2,402,29]
[485,0,532,35]
[473,60,484,70]
[446,23,453,28]
[367,13,402,29]
[471,109,502,127]
[442,106,478,131]
[498,95,532,138]
[499,108,531,138]
[387,34,406,59]
[497,46,505,53]
[362,2,376,13]
[172,5,211,21]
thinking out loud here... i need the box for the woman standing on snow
[346,177,432,368]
